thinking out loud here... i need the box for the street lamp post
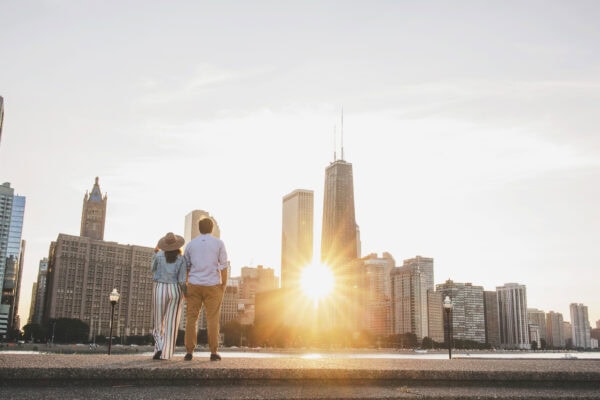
[51,321,56,346]
[108,288,120,355]
[443,296,453,360]
[237,304,245,347]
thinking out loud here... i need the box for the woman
[151,232,187,360]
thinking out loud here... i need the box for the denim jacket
[151,251,187,284]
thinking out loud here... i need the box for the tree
[7,327,22,341]
[176,330,185,346]
[352,330,374,348]
[391,332,418,349]
[421,336,434,349]
[531,340,538,351]
[47,318,89,343]
[22,323,47,342]
[221,320,242,347]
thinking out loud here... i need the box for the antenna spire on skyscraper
[341,106,344,161]
[333,124,337,161]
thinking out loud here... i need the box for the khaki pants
[185,284,223,354]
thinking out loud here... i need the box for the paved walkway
[1,353,599,399]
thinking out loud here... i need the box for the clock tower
[80,177,107,240]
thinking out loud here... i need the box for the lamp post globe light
[443,295,453,360]
[108,288,120,355]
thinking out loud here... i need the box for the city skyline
[1,2,600,326]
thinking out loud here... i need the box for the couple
[151,218,228,361]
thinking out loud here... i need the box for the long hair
[164,248,182,263]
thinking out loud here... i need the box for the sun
[300,263,335,306]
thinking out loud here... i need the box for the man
[183,217,228,361]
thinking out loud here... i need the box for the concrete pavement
[1,352,599,399]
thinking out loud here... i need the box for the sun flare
[300,263,334,306]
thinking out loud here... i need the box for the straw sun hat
[157,232,185,251]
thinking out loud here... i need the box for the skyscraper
[183,210,220,243]
[483,291,500,347]
[320,145,362,332]
[427,290,444,343]
[320,159,359,269]
[80,177,107,240]
[546,311,565,349]
[527,308,547,343]
[570,303,591,349]
[362,253,395,336]
[391,256,434,339]
[562,321,573,348]
[281,189,313,290]
[496,282,530,349]
[31,258,49,325]
[436,280,486,344]
[240,265,279,300]
[28,282,37,325]
[0,182,26,338]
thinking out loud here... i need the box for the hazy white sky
[1,1,599,326]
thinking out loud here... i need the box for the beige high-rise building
[528,308,547,342]
[391,256,434,339]
[362,253,395,336]
[281,189,313,290]
[80,177,107,240]
[240,265,279,300]
[483,291,500,347]
[496,283,530,349]
[235,265,279,326]
[562,321,573,348]
[546,311,565,348]
[44,234,155,337]
[427,290,444,342]
[570,303,592,349]
[184,210,220,243]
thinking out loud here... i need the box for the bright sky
[1,1,599,327]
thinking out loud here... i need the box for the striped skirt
[152,282,183,359]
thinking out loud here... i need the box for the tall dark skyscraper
[320,159,359,268]
[319,132,362,332]
[80,177,107,240]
